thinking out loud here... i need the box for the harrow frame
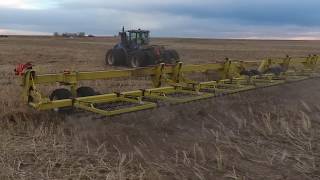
[18,55,319,116]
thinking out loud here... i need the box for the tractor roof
[127,29,150,33]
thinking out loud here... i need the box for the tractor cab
[119,28,150,49]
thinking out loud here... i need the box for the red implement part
[14,63,33,76]
[154,47,161,58]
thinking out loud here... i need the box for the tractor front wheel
[106,48,127,66]
[105,49,115,65]
[129,52,144,68]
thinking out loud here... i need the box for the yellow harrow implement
[15,55,320,116]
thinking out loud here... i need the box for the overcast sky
[1,0,320,39]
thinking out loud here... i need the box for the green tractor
[106,27,180,68]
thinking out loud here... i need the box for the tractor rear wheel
[129,51,145,68]
[169,50,180,60]
[163,50,173,64]
[49,88,73,113]
[145,51,157,65]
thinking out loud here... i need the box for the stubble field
[0,36,320,179]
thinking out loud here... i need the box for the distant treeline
[53,32,95,38]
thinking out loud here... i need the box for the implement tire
[49,88,73,114]
[77,87,96,97]
[240,69,261,77]
[265,67,284,76]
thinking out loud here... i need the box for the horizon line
[3,34,320,41]
[1,28,320,41]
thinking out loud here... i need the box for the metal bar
[74,101,157,116]
[29,99,73,110]
[32,63,225,85]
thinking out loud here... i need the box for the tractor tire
[129,51,145,68]
[169,50,180,61]
[145,51,157,65]
[49,88,73,114]
[162,50,173,64]
[105,49,114,65]
[112,48,127,66]
[77,86,96,97]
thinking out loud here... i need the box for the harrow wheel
[240,69,261,77]
[265,67,284,76]
[76,86,96,97]
[49,88,73,113]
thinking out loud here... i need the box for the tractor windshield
[129,32,137,42]
[136,32,149,45]
[141,32,149,44]
[128,31,150,46]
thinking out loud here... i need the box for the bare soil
[0,36,320,179]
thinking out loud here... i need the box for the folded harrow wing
[15,55,320,116]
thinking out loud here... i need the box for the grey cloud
[0,0,320,39]
[57,0,320,26]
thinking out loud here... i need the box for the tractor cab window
[137,33,143,45]
[141,32,149,44]
[128,31,150,46]
[129,32,138,43]
[135,32,149,45]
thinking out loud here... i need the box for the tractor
[105,27,180,68]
